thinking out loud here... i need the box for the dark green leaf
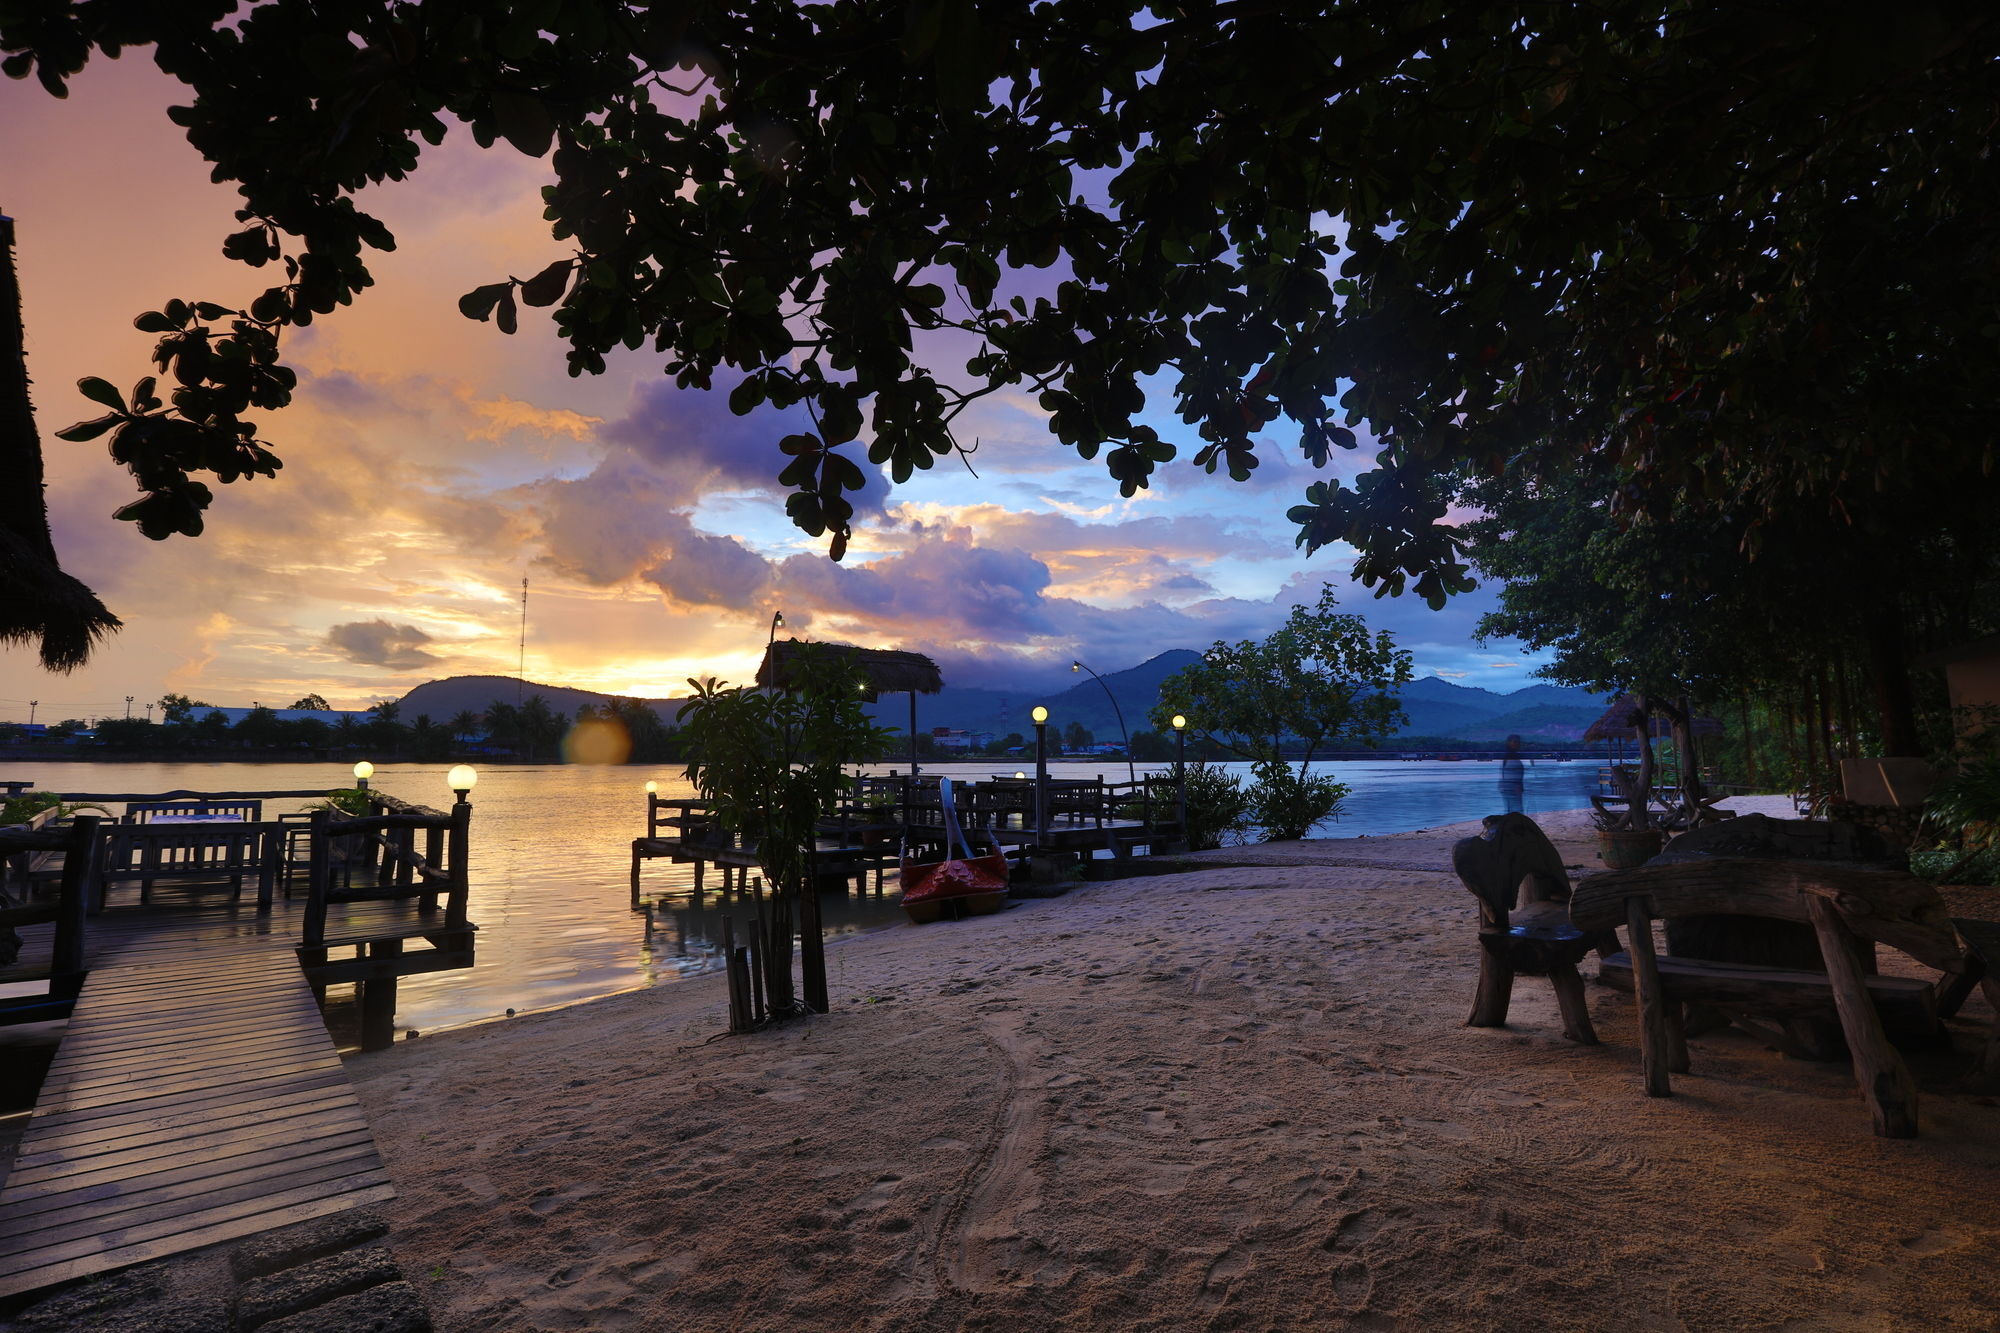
[54,413,122,443]
[77,377,125,411]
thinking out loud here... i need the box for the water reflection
[20,755,1603,1038]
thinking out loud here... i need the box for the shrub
[0,791,60,827]
[1181,762,1254,850]
[1247,762,1349,841]
[1909,845,2000,886]
[1922,755,2000,855]
[308,787,373,815]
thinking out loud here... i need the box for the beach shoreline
[343,797,2000,1331]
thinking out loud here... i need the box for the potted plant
[1592,804,1664,868]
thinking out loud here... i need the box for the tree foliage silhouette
[5,2,1998,622]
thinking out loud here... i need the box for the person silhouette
[1499,734,1526,814]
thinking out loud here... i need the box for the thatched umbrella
[1581,693,1724,743]
[1583,692,1724,830]
[0,211,119,671]
[756,639,944,774]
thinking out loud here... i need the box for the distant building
[205,707,368,726]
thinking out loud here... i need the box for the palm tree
[518,694,564,762]
[448,709,481,745]
[0,211,119,670]
[483,701,520,754]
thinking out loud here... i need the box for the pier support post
[360,940,402,1051]
[800,862,828,1015]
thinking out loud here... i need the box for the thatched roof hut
[1581,693,1724,743]
[756,639,943,702]
[1,211,120,671]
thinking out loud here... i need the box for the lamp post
[124,695,133,719]
[768,610,785,645]
[352,760,373,791]
[1172,714,1188,848]
[1070,659,1136,783]
[1032,705,1049,843]
[444,766,476,933]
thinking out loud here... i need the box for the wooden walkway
[0,887,393,1298]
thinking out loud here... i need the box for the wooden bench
[1937,917,2000,1081]
[1570,858,1963,1138]
[97,820,285,910]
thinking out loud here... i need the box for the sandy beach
[349,806,2000,1331]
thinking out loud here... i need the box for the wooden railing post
[51,815,98,996]
[373,793,395,888]
[446,798,471,928]
[304,809,331,948]
[394,825,415,894]
[421,824,442,912]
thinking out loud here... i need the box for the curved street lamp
[1071,659,1136,783]
[768,610,785,646]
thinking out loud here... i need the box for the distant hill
[1452,702,1605,742]
[391,665,1601,743]
[396,675,680,725]
[1390,677,1597,739]
[862,650,1205,740]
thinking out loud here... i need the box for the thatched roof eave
[755,638,944,697]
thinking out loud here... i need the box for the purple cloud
[326,619,438,669]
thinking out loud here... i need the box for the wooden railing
[303,793,469,947]
[0,815,102,1015]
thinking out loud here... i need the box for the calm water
[11,756,1598,1037]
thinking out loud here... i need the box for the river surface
[9,757,1601,1040]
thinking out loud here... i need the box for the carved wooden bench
[1569,858,1962,1138]
[1937,917,2000,1081]
[1453,813,1617,1044]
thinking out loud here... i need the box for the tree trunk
[0,210,119,668]
[1865,607,1921,756]
[1631,694,1657,831]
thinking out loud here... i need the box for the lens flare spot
[563,715,633,765]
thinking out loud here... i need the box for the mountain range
[394,656,1603,744]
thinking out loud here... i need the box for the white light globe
[447,764,478,795]
[352,760,374,781]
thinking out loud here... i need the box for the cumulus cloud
[598,372,892,514]
[463,393,603,443]
[326,620,440,669]
[529,448,775,610]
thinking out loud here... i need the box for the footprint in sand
[1900,1226,1970,1255]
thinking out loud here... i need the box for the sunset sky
[1,57,1549,725]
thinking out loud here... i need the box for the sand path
[350,808,2000,1330]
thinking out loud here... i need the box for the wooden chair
[1569,858,1963,1138]
[1453,813,1617,1044]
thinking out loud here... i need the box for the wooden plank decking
[0,888,393,1299]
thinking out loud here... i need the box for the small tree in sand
[677,645,893,1017]
[1154,586,1412,840]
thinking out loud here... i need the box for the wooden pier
[0,785,477,1301]
[631,772,1186,904]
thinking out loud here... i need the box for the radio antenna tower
[517,577,529,704]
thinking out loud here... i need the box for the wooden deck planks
[0,907,393,1299]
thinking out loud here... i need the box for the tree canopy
[1152,585,1411,767]
[9,1,1996,628]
